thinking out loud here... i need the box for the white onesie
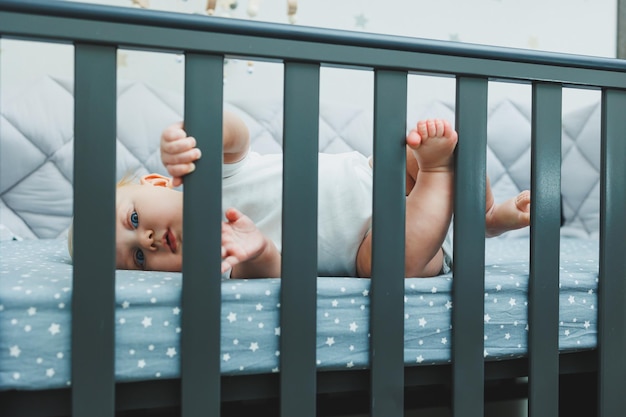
[222,151,373,276]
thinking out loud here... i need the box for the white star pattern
[9,345,21,357]
[48,323,60,335]
[0,241,599,388]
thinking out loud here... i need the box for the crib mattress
[0,237,598,391]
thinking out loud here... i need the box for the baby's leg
[405,131,530,238]
[484,177,531,237]
[356,119,457,278]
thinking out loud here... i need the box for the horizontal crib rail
[1,1,626,88]
[1,1,626,417]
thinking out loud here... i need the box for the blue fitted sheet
[1,237,598,391]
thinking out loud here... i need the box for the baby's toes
[406,129,423,149]
[416,120,429,140]
[516,190,531,212]
[433,119,445,137]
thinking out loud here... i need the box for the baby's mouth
[164,229,177,253]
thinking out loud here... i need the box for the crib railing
[1,1,625,417]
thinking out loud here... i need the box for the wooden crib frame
[1,1,625,416]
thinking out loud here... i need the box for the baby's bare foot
[485,190,531,237]
[406,119,458,172]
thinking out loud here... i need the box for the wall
[0,0,618,113]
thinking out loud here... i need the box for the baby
[113,112,530,278]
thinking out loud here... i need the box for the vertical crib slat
[72,43,117,417]
[528,82,562,417]
[452,76,488,417]
[598,88,626,417]
[181,53,224,417]
[369,69,407,417]
[280,61,320,417]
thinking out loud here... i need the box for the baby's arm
[222,208,281,278]
[160,111,250,187]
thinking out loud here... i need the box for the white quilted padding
[0,76,601,240]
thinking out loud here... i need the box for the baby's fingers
[162,146,202,166]
[161,139,201,165]
[161,123,186,142]
[221,246,241,273]
[165,162,196,180]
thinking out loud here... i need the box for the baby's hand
[221,208,268,273]
[160,122,202,187]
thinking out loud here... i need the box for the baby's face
[116,183,183,271]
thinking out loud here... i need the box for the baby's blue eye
[130,210,139,228]
[134,249,145,268]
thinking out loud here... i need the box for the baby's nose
[140,229,156,250]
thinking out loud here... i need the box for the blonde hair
[67,173,138,261]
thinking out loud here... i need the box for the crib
[1,0,626,416]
